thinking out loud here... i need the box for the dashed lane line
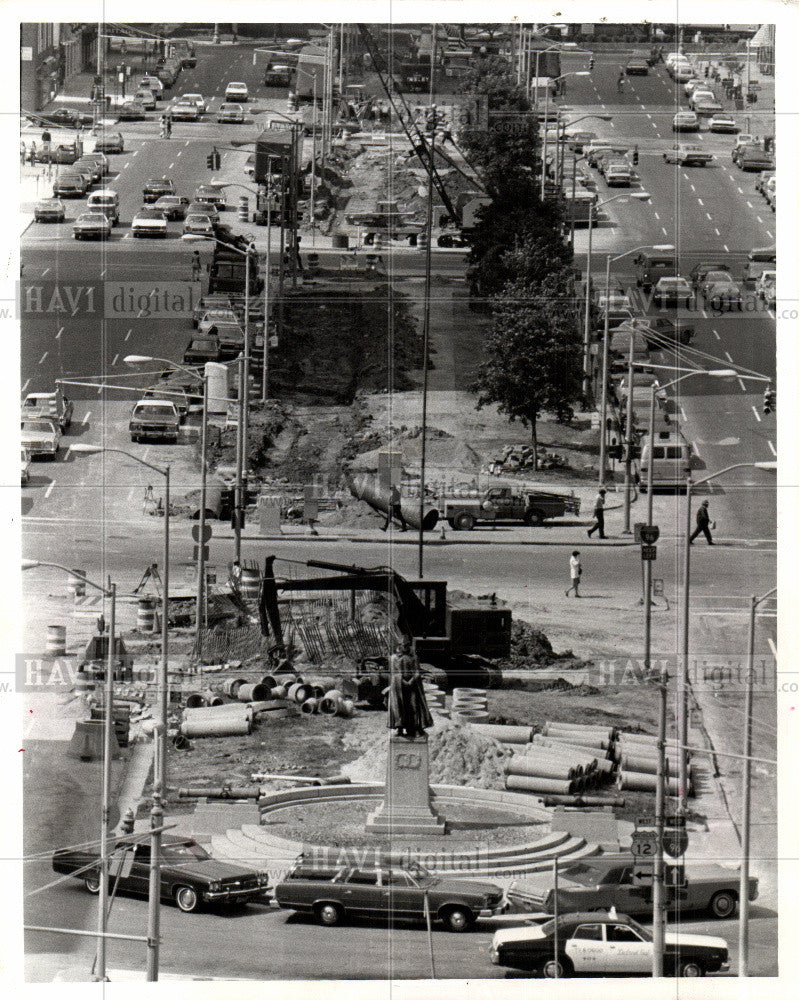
[39,352,48,364]
[45,481,55,499]
[653,211,660,220]
[680,405,687,421]
[55,326,64,340]
[713,328,721,340]
[768,440,777,457]
[737,186,744,194]
[746,200,753,208]
[22,378,30,394]
[82,411,91,425]
[752,405,761,422]
[738,378,747,392]
[724,351,735,362]
[768,637,777,659]
[723,244,729,252]
[168,162,174,170]
[697,198,704,205]
[41,267,50,277]
[705,212,712,221]
[768,309,776,320]
[714,228,721,236]
[766,229,773,239]
[661,226,668,236]
[125,328,132,340]
[112,354,119,366]
[757,216,764,224]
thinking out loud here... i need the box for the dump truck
[441,487,581,530]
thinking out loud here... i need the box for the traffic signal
[608,443,623,460]
[589,56,595,71]
[207,148,221,170]
[632,146,639,166]
[763,385,775,414]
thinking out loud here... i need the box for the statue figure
[387,638,433,739]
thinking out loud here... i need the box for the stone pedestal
[365,735,446,836]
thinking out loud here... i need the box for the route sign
[630,830,657,859]
[192,524,213,543]
[640,524,660,544]
[641,545,657,561]
[663,828,689,858]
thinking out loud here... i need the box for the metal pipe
[96,581,115,981]
[145,791,162,980]
[196,375,208,638]
[583,208,594,400]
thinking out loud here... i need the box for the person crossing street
[690,499,714,545]
[587,488,607,538]
[565,550,582,597]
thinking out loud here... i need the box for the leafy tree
[473,254,582,469]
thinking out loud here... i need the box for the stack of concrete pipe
[504,740,609,796]
[422,680,446,713]
[450,687,489,724]
[470,723,533,745]
[615,730,693,797]
[180,702,253,738]
[532,734,616,774]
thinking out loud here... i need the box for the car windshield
[78,214,108,223]
[161,841,210,862]
[186,216,212,225]
[560,864,604,884]
[135,404,175,418]
[706,271,733,283]
[22,420,56,433]
[138,209,165,219]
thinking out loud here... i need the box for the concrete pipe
[350,474,439,531]
[185,693,206,708]
[172,734,192,750]
[542,794,626,808]
[506,756,580,781]
[202,690,224,707]
[271,685,288,699]
[237,683,269,703]
[221,677,246,698]
[310,685,327,700]
[616,740,684,761]
[320,693,341,716]
[532,736,611,769]
[470,724,533,745]
[184,703,253,719]
[617,770,683,796]
[515,749,591,775]
[336,698,355,718]
[544,722,615,742]
[533,733,613,759]
[301,698,319,715]
[621,753,672,775]
[306,675,336,694]
[451,710,489,725]
[180,714,251,738]
[506,774,575,795]
[542,732,611,751]
[259,674,277,691]
[287,682,312,704]
[521,743,597,770]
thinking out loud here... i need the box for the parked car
[52,835,269,912]
[193,294,233,326]
[118,99,147,120]
[183,337,221,364]
[34,198,66,223]
[73,211,112,241]
[693,96,724,115]
[129,399,180,443]
[764,176,776,209]
[653,276,693,308]
[512,857,758,920]
[683,78,704,96]
[131,207,169,238]
[22,389,73,430]
[663,144,713,166]
[188,200,220,222]
[672,111,699,132]
[35,143,79,164]
[52,172,88,198]
[732,133,755,156]
[489,912,730,977]
[217,102,245,124]
[170,101,200,122]
[79,151,110,176]
[72,158,101,184]
[690,260,732,291]
[138,75,164,95]
[21,416,61,458]
[274,861,505,931]
[21,447,31,485]
[143,177,175,203]
[708,114,739,134]
[92,132,125,153]
[263,64,294,86]
[687,88,716,110]
[155,195,190,220]
[224,81,249,102]
[36,107,94,128]
[734,144,774,171]
[755,171,774,196]
[604,161,632,187]
[181,93,207,113]
[183,213,215,238]
[625,57,649,75]
[627,315,694,347]
[198,309,239,334]
[208,322,245,360]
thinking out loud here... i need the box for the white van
[87,189,120,225]
[639,428,691,491]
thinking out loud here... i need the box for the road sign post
[641,544,657,561]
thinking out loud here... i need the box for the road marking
[714,227,721,236]
[767,637,778,660]
[39,352,48,364]
[55,326,64,340]
[185,140,190,147]
[646,112,652,119]
[125,328,132,340]
[82,411,91,425]
[41,267,50,277]
[738,378,747,392]
[45,481,55,499]
[768,440,777,456]
[661,226,668,236]
[100,268,107,278]
[680,405,687,421]
[132,149,138,156]
[724,351,734,362]
[22,378,30,394]
[757,215,764,224]
[653,211,660,220]
[752,405,762,422]
[651,121,657,128]
[112,353,119,366]
[168,162,174,170]
[713,328,721,340]
[693,442,703,459]
[697,197,704,205]
[689,183,695,192]
[705,212,712,221]
[746,200,754,209]
[723,244,729,252]
[121,162,129,169]
[737,186,744,194]
[766,229,774,238]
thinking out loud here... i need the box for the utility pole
[622,333,635,533]
[598,254,612,486]
[651,665,668,976]
[429,24,437,106]
[418,123,435,579]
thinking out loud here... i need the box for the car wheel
[525,509,545,527]
[174,885,201,913]
[316,902,343,927]
[709,890,737,918]
[542,956,571,978]
[678,959,705,977]
[442,906,473,932]
[454,513,475,531]
[84,871,101,894]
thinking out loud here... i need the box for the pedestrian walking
[617,71,626,93]
[29,140,37,164]
[159,114,166,138]
[689,499,714,545]
[587,488,607,538]
[166,113,172,138]
[565,550,582,597]
[382,484,407,532]
[20,140,26,164]
[191,250,202,282]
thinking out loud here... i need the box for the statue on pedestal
[387,638,433,739]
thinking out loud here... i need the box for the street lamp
[678,461,777,814]
[22,561,116,982]
[582,192,651,400]
[123,356,210,637]
[739,585,776,976]
[598,241,674,485]
[540,72,590,199]
[70,441,171,981]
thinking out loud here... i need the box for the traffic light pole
[651,665,668,977]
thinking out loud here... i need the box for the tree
[473,255,582,469]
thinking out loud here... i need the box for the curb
[213,531,638,547]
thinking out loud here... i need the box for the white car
[182,93,207,113]
[756,270,776,305]
[198,309,239,334]
[170,101,200,122]
[131,207,168,238]
[709,115,739,134]
[217,102,245,123]
[21,416,61,458]
[688,88,716,110]
[225,81,249,102]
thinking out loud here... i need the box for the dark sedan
[490,912,730,977]
[36,107,94,129]
[93,132,125,154]
[274,861,505,932]
[142,177,176,203]
[183,337,221,364]
[34,198,66,223]
[52,835,269,912]
[117,100,147,121]
[625,57,649,75]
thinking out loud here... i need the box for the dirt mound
[496,620,579,669]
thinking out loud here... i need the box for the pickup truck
[442,487,581,530]
[21,389,73,430]
[129,399,180,443]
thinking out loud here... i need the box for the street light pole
[599,252,611,486]
[622,330,635,533]
[196,375,209,635]
[418,124,435,579]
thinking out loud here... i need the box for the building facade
[20,23,96,112]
